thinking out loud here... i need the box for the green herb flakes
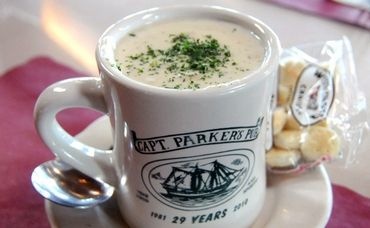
[116,33,244,90]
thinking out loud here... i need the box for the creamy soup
[113,19,266,89]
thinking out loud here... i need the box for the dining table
[1,0,369,227]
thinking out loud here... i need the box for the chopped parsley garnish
[162,33,231,74]
[116,33,246,89]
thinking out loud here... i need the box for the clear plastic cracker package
[266,37,368,174]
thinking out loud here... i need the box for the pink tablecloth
[0,57,369,227]
[264,0,370,29]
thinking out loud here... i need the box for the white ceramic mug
[34,5,280,228]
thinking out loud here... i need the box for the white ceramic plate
[45,116,332,228]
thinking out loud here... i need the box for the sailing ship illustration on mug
[142,151,254,211]
[137,117,263,213]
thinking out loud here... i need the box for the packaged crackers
[266,37,368,174]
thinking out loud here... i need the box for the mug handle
[34,77,115,185]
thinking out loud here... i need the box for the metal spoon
[31,160,114,208]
